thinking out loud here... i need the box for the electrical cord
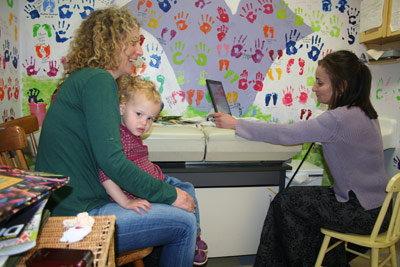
[285,142,315,189]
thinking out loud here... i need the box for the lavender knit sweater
[236,106,387,210]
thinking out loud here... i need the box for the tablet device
[205,79,231,115]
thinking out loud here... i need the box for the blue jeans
[164,175,201,234]
[88,194,196,266]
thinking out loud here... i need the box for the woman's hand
[213,112,238,130]
[172,187,196,213]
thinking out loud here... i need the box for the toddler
[99,75,207,265]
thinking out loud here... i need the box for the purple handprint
[231,35,247,59]
[251,39,267,64]
[285,29,303,56]
[307,35,324,61]
[44,60,59,77]
[22,57,41,76]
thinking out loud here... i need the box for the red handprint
[282,86,294,107]
[238,70,249,90]
[216,7,229,23]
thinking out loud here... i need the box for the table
[17,215,116,267]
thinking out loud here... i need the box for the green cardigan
[36,68,177,216]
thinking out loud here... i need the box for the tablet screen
[206,79,231,115]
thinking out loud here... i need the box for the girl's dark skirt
[254,186,390,267]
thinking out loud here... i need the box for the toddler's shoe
[196,235,208,254]
[193,248,208,266]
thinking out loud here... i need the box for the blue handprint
[79,5,94,19]
[12,47,18,69]
[307,35,324,61]
[336,0,349,13]
[43,0,56,13]
[58,0,73,19]
[3,40,10,63]
[158,0,175,13]
[285,29,303,56]
[346,27,356,45]
[147,43,163,69]
[28,88,44,103]
[53,21,72,43]
[24,4,40,19]
[322,0,332,11]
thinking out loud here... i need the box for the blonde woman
[36,7,196,266]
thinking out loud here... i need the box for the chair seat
[116,247,153,266]
[321,228,399,248]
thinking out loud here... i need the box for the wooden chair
[0,115,39,157]
[315,173,400,267]
[0,125,29,169]
[116,247,154,266]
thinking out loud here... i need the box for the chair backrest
[370,173,400,243]
[0,125,29,169]
[0,115,39,156]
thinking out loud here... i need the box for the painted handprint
[24,4,40,19]
[175,11,189,31]
[327,15,343,38]
[44,60,59,77]
[11,46,18,69]
[53,21,72,43]
[170,41,189,65]
[35,45,51,58]
[191,42,210,66]
[276,1,289,20]
[198,14,214,35]
[258,0,274,15]
[307,35,324,61]
[297,85,309,105]
[43,0,56,13]
[285,29,303,55]
[394,156,400,170]
[346,27,357,45]
[251,38,267,64]
[294,8,305,27]
[231,35,247,59]
[216,7,229,23]
[23,57,41,76]
[282,86,294,107]
[336,0,349,13]
[147,10,162,29]
[322,0,332,11]
[3,40,10,63]
[7,77,13,101]
[172,90,185,103]
[2,109,8,123]
[252,72,264,92]
[0,78,4,101]
[198,70,209,85]
[195,0,211,9]
[157,74,165,93]
[146,43,163,69]
[308,10,325,32]
[347,7,359,25]
[157,0,176,13]
[138,0,152,12]
[300,109,312,120]
[79,0,95,19]
[58,0,73,19]
[238,70,249,90]
[240,3,259,23]
[27,88,44,103]
[217,25,228,42]
[13,78,19,100]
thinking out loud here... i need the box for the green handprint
[191,42,210,66]
[198,70,208,85]
[327,15,343,38]
[294,8,305,26]
[275,1,288,20]
[308,10,325,32]
[170,41,189,65]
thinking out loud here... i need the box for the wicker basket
[17,215,116,267]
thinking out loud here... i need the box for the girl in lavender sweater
[214,50,389,267]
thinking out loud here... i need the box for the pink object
[28,103,47,127]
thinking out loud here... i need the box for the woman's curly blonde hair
[61,7,140,84]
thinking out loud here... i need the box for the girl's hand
[123,198,152,214]
[213,112,238,130]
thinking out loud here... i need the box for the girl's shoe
[193,249,208,265]
[196,235,208,254]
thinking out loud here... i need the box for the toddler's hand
[123,198,152,214]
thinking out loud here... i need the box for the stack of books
[0,167,69,261]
